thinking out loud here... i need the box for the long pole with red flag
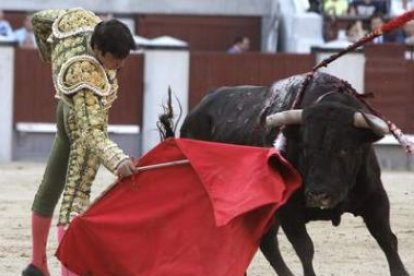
[313,10,414,71]
[278,10,414,154]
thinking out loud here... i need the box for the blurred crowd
[317,0,413,17]
[1,2,414,52]
[310,0,414,45]
[0,11,36,48]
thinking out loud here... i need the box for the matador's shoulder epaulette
[57,55,111,97]
[51,8,101,40]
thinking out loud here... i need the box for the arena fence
[3,46,414,169]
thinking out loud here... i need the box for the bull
[179,72,409,276]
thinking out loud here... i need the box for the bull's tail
[157,87,182,140]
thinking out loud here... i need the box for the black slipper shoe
[22,264,45,276]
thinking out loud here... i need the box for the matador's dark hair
[91,19,136,59]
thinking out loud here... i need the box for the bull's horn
[266,110,303,127]
[353,112,390,134]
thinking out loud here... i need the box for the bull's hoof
[22,264,44,276]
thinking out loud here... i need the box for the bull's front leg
[361,189,409,276]
[260,221,295,276]
[279,200,316,276]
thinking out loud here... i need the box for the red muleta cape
[56,138,301,276]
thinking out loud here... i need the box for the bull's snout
[305,190,333,209]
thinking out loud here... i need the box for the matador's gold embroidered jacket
[32,8,129,225]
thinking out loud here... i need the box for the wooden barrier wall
[4,11,26,30]
[110,54,144,125]
[12,48,414,133]
[364,44,414,133]
[137,15,261,51]
[189,52,315,108]
[13,48,55,123]
[13,49,144,125]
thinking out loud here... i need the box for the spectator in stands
[0,10,14,39]
[227,36,250,54]
[323,0,349,16]
[13,14,36,48]
[370,13,405,43]
[323,15,339,42]
[346,20,366,42]
[349,0,380,17]
[375,0,390,15]
[391,0,414,16]
[403,20,414,45]
[308,0,322,13]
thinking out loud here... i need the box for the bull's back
[180,72,348,146]
[180,86,277,146]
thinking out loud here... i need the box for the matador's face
[95,49,126,70]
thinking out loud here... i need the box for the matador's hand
[116,159,138,179]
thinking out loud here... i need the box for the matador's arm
[31,9,65,62]
[59,57,129,174]
[71,90,129,174]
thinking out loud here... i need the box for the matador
[22,8,137,276]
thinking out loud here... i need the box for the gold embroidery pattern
[72,90,128,171]
[51,36,86,70]
[31,9,66,62]
[58,91,128,225]
[52,8,101,39]
[57,55,111,97]
[58,143,99,225]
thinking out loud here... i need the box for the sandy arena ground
[0,162,413,276]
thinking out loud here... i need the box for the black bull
[179,72,409,276]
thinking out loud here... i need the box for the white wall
[315,51,366,93]
[281,12,324,53]
[261,0,280,53]
[0,46,15,162]
[142,49,190,154]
